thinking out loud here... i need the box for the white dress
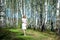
[22,18,27,30]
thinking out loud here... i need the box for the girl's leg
[23,29,26,36]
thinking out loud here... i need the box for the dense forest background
[0,0,60,31]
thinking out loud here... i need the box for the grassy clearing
[0,28,60,40]
[8,28,59,40]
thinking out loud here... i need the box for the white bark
[56,0,60,16]
[45,0,48,24]
[21,0,23,17]
[24,0,25,15]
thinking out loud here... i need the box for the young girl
[22,15,27,36]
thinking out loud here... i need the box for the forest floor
[0,28,60,40]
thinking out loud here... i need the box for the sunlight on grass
[7,28,58,40]
[8,29,20,32]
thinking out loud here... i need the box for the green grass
[8,28,59,40]
[0,28,60,40]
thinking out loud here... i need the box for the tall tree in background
[1,0,59,30]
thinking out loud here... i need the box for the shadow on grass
[0,28,15,40]
[55,35,60,40]
[0,28,60,40]
[0,28,35,40]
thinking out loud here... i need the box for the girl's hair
[23,15,26,18]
